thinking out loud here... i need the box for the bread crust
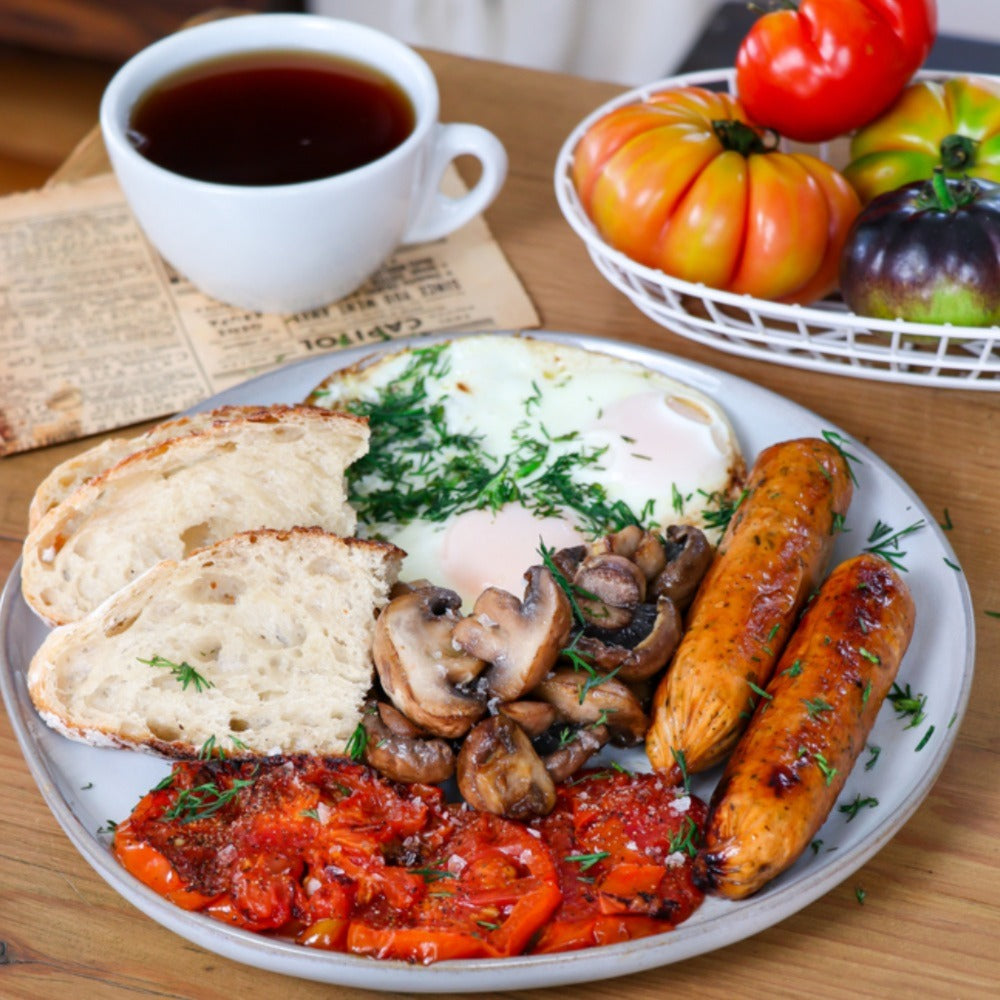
[27,527,404,758]
[21,405,368,626]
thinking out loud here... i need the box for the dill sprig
[162,771,256,824]
[139,654,213,693]
[699,487,749,534]
[341,343,652,537]
[887,682,927,729]
[863,518,926,572]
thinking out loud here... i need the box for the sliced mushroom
[499,700,557,737]
[451,565,572,701]
[590,525,668,581]
[457,715,556,819]
[542,724,610,783]
[573,595,682,681]
[360,701,455,784]
[652,524,713,611]
[533,667,649,745]
[372,586,487,738]
[572,553,646,629]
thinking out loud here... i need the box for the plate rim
[0,328,976,992]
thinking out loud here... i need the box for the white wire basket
[554,68,1000,390]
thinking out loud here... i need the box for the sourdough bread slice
[21,404,367,626]
[27,406,266,531]
[27,527,403,757]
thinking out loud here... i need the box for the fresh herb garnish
[667,816,700,857]
[855,886,867,905]
[864,745,881,771]
[813,753,838,786]
[410,865,458,884]
[700,487,750,533]
[564,851,610,872]
[139,654,213,692]
[915,725,935,751]
[781,659,803,678]
[671,747,691,793]
[162,772,256,824]
[342,343,651,536]
[345,723,368,762]
[300,808,320,821]
[839,795,878,822]
[858,647,880,665]
[887,682,926,729]
[863,518,926,572]
[820,429,861,486]
[803,697,834,719]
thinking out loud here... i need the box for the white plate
[0,331,975,993]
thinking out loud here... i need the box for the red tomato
[348,810,562,963]
[572,87,861,303]
[735,0,938,143]
[530,770,706,955]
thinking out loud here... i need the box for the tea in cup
[100,14,508,313]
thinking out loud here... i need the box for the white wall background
[308,1,1000,86]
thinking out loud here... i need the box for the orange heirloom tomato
[572,86,861,304]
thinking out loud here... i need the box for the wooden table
[2,45,998,1000]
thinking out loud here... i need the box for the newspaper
[0,170,539,456]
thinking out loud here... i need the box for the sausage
[692,553,916,899]
[647,437,854,774]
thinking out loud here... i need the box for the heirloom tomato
[845,75,1000,204]
[572,87,861,303]
[735,0,937,143]
[840,171,1000,325]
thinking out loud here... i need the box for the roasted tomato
[572,86,860,304]
[115,756,707,963]
[349,810,562,962]
[735,0,937,143]
[531,769,706,954]
[845,75,1000,204]
[840,171,1000,326]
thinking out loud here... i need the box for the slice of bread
[27,527,403,758]
[21,404,368,626]
[27,406,263,531]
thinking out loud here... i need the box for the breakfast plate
[0,330,974,992]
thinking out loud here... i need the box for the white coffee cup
[100,13,508,314]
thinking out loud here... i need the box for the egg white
[309,335,743,605]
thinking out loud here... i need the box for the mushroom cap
[452,565,572,702]
[360,701,455,784]
[372,586,487,739]
[533,667,649,745]
[457,715,556,819]
[573,595,682,682]
[653,524,713,610]
[573,552,646,629]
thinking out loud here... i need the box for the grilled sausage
[647,437,853,774]
[692,553,916,899]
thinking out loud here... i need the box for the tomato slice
[348,810,562,963]
[114,821,219,911]
[530,770,706,954]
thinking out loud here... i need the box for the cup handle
[402,122,508,244]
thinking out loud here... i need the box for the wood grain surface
[1,36,999,1000]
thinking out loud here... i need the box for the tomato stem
[920,167,979,213]
[939,134,979,172]
[711,119,776,156]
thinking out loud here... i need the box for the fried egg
[308,335,743,605]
